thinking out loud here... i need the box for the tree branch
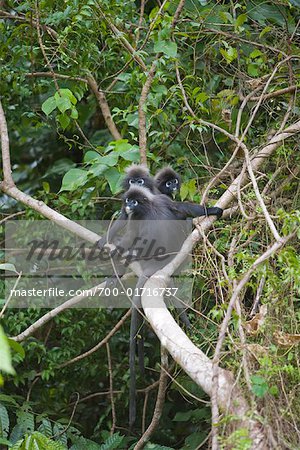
[138,60,157,165]
[87,75,122,141]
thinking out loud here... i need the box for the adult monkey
[98,164,181,251]
[117,186,223,427]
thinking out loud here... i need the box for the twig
[171,0,185,29]
[203,27,288,57]
[26,71,88,84]
[0,9,58,40]
[57,309,131,369]
[138,60,157,164]
[35,0,59,91]
[134,347,169,450]
[12,282,106,341]
[250,275,265,316]
[106,342,116,435]
[0,271,22,318]
[135,0,145,45]
[96,5,147,71]
[248,85,297,102]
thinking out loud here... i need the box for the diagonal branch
[87,75,122,141]
[141,119,300,449]
[0,99,99,242]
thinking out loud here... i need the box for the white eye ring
[133,200,138,206]
[166,181,172,187]
[125,198,129,203]
[174,179,178,184]
[137,178,144,185]
[129,179,134,185]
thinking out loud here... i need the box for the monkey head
[122,186,154,218]
[122,164,156,192]
[154,166,181,198]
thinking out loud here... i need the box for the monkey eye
[125,198,129,203]
[166,181,172,187]
[132,200,138,206]
[137,178,144,185]
[129,179,135,185]
[174,179,178,184]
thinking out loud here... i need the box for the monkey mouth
[125,206,132,214]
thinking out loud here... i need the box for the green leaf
[235,13,247,27]
[84,151,102,163]
[97,153,119,167]
[60,169,88,192]
[195,92,208,104]
[58,113,70,130]
[220,46,238,64]
[42,182,50,193]
[0,438,12,446]
[0,263,17,273]
[184,431,207,449]
[125,112,139,129]
[42,96,56,115]
[55,96,72,113]
[120,147,140,162]
[247,63,259,77]
[56,88,77,104]
[154,40,177,58]
[70,107,79,119]
[8,339,25,359]
[259,26,272,38]
[173,411,192,421]
[0,394,19,406]
[0,326,15,375]
[112,140,132,152]
[105,168,123,194]
[88,164,108,177]
[251,375,268,398]
[0,404,9,437]
[250,49,263,59]
[180,183,189,201]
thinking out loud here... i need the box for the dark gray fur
[154,166,181,198]
[98,165,159,251]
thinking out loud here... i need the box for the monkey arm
[170,201,222,219]
[97,210,128,251]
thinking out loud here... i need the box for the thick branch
[138,61,157,165]
[0,101,13,184]
[13,282,105,342]
[141,119,300,449]
[87,75,122,141]
[1,183,99,243]
[0,99,99,243]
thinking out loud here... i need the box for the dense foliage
[0,0,300,448]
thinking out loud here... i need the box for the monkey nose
[125,206,131,214]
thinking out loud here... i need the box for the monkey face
[124,197,138,214]
[165,178,179,196]
[129,177,145,187]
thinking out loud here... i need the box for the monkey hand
[97,238,114,254]
[214,207,223,218]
